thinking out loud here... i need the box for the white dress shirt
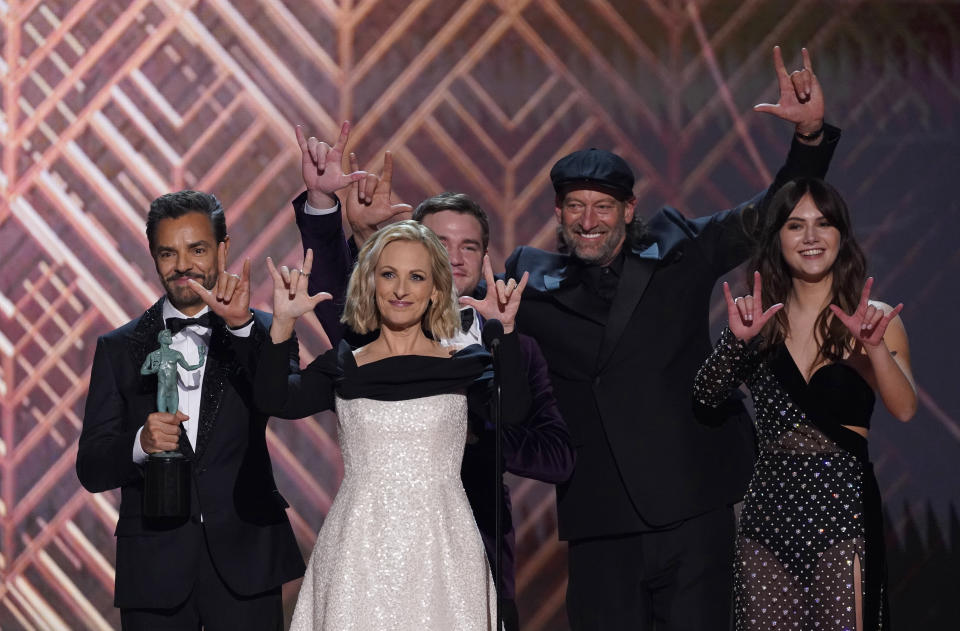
[303,200,338,216]
[132,300,252,464]
[442,306,482,348]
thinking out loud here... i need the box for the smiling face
[556,189,636,266]
[420,210,485,297]
[373,240,439,331]
[152,212,222,315]
[778,193,841,283]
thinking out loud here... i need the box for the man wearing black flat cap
[504,47,840,630]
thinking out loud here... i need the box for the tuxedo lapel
[194,316,236,460]
[544,268,610,326]
[128,299,166,375]
[129,298,167,403]
[595,244,660,372]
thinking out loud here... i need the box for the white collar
[161,299,212,333]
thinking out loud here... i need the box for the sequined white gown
[288,392,498,630]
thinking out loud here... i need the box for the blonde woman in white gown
[246,221,529,630]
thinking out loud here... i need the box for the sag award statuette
[139,329,206,518]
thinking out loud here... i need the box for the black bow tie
[166,313,213,335]
[460,308,475,333]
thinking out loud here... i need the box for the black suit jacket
[505,127,841,539]
[76,301,305,609]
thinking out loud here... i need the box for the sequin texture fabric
[694,328,887,630]
[288,393,498,630]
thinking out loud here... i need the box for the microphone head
[481,318,504,347]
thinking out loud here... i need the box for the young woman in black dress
[694,178,916,630]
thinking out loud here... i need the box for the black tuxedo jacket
[76,300,305,609]
[505,127,840,539]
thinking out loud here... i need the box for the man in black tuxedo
[76,191,304,630]
[502,48,839,629]
[291,124,575,631]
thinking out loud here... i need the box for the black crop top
[769,342,876,430]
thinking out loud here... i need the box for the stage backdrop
[1,1,958,629]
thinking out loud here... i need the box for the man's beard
[162,271,216,311]
[560,220,626,265]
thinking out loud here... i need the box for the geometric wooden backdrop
[1,1,958,629]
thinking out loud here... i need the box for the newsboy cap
[550,148,635,201]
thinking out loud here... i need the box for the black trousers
[500,596,520,631]
[566,506,736,631]
[120,528,282,631]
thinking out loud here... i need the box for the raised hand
[296,121,367,208]
[266,248,332,343]
[344,150,414,245]
[458,255,529,334]
[188,241,253,328]
[724,271,783,342]
[754,46,825,136]
[829,277,904,348]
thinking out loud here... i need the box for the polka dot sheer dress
[694,328,888,630]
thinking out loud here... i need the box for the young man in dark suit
[76,191,305,630]
[291,124,575,631]
[502,47,839,630]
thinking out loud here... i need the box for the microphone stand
[482,319,504,631]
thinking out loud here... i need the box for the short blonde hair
[342,221,459,339]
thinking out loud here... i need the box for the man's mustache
[166,273,205,282]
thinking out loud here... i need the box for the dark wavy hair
[750,178,866,366]
[146,190,226,253]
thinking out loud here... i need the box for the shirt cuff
[226,318,254,338]
[133,427,149,465]
[303,200,339,216]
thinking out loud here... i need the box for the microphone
[481,318,504,351]
[480,316,505,631]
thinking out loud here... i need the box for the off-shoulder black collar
[312,340,493,401]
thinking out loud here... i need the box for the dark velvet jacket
[76,302,305,608]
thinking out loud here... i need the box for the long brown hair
[750,178,867,364]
